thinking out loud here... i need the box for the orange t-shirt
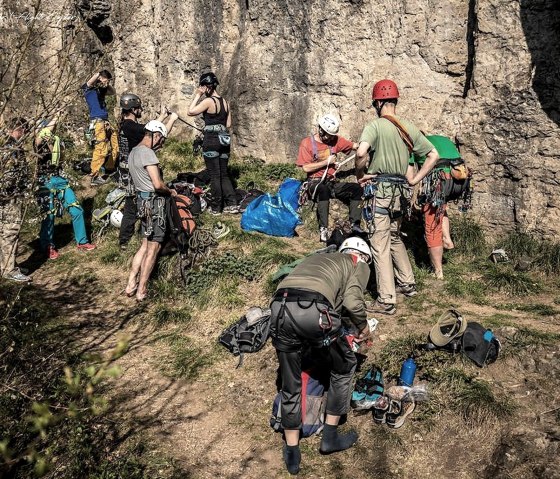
[296,135,354,179]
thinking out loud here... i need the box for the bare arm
[163,113,179,136]
[301,155,337,174]
[145,164,175,196]
[408,148,439,186]
[86,72,100,88]
[187,86,210,116]
[355,141,371,181]
[226,101,232,129]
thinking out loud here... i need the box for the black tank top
[203,96,228,127]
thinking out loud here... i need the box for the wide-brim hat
[429,310,468,347]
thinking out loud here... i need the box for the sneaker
[46,245,59,260]
[386,399,416,429]
[77,243,96,251]
[319,227,329,243]
[119,243,128,251]
[223,205,239,214]
[213,222,231,240]
[4,268,31,283]
[366,300,396,316]
[207,207,221,216]
[90,176,107,186]
[372,396,390,424]
[396,284,418,297]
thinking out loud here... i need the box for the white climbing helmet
[110,209,123,228]
[145,120,168,138]
[318,114,340,136]
[339,237,372,263]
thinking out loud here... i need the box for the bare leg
[126,239,147,294]
[284,429,299,447]
[136,241,161,299]
[428,246,444,279]
[442,214,454,250]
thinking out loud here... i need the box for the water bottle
[399,356,417,387]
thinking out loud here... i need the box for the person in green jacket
[269,237,373,475]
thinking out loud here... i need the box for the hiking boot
[319,226,329,243]
[90,176,107,186]
[223,205,239,214]
[46,245,59,260]
[77,242,96,251]
[386,399,416,429]
[4,268,31,283]
[366,300,396,316]
[396,284,418,297]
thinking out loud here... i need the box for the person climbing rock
[269,237,373,475]
[117,93,176,249]
[34,114,96,259]
[356,79,439,315]
[297,114,362,242]
[82,70,119,186]
[411,134,459,279]
[125,120,177,302]
[187,72,237,215]
[0,118,32,282]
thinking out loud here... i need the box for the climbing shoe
[366,300,396,316]
[351,367,384,410]
[319,424,358,454]
[396,284,418,297]
[207,207,221,216]
[46,245,59,260]
[77,243,96,251]
[319,226,329,243]
[283,444,301,475]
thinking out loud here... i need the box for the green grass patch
[159,138,201,175]
[503,327,560,356]
[496,231,560,275]
[495,302,558,317]
[482,265,539,296]
[152,305,192,326]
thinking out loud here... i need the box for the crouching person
[125,121,176,301]
[269,237,373,475]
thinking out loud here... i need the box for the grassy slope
[1,140,559,478]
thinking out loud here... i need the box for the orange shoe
[76,243,96,251]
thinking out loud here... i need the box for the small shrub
[451,216,486,256]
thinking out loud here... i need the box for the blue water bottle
[399,356,417,387]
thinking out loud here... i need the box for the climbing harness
[361,174,410,235]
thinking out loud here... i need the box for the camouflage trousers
[0,198,23,277]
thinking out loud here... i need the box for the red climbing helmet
[371,80,400,100]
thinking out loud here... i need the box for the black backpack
[218,309,272,368]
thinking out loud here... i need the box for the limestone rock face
[4,0,560,237]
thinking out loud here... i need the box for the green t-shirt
[410,134,461,173]
[359,116,434,196]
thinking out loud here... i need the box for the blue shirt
[82,83,108,120]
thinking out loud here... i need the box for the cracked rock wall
[5,0,560,237]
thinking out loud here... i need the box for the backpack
[461,322,501,367]
[218,309,272,368]
[270,370,327,437]
[236,182,265,213]
[166,194,197,254]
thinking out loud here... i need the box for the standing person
[0,118,31,282]
[117,93,171,249]
[124,119,177,302]
[82,69,119,186]
[296,114,362,242]
[412,134,458,279]
[356,79,439,315]
[35,115,96,259]
[187,72,237,215]
[270,237,373,475]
